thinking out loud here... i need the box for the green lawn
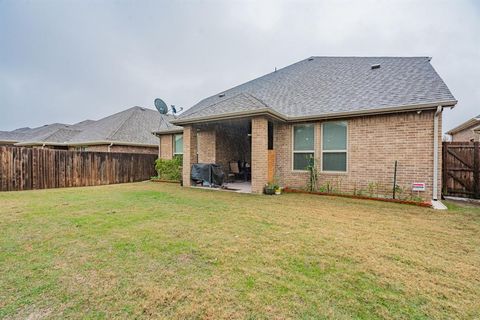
[0,182,479,319]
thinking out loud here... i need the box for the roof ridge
[183,93,270,119]
[107,108,139,140]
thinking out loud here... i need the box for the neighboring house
[157,57,457,202]
[152,117,184,159]
[446,114,480,142]
[0,123,70,146]
[8,107,170,154]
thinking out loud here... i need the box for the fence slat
[0,146,157,192]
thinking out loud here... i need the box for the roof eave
[446,117,480,135]
[152,129,184,136]
[170,108,286,125]
[16,140,158,148]
[67,141,158,148]
[288,100,457,122]
[171,100,457,125]
[15,141,67,147]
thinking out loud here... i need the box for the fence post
[474,142,480,199]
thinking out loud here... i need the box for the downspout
[433,106,443,201]
[107,142,114,153]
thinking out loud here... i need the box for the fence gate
[442,142,480,199]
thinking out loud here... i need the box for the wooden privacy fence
[442,141,480,199]
[0,146,157,192]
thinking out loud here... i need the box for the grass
[0,182,479,319]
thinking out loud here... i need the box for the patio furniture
[229,161,250,181]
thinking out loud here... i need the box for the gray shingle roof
[177,56,456,122]
[0,123,69,143]
[66,107,171,145]
[7,107,176,146]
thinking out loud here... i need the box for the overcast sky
[0,0,479,132]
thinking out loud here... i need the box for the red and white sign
[412,182,426,192]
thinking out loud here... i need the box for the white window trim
[173,133,183,156]
[291,123,315,172]
[321,121,348,174]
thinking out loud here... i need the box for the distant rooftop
[2,107,177,147]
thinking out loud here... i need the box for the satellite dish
[154,98,168,114]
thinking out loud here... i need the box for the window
[293,124,314,170]
[173,134,183,155]
[322,121,347,172]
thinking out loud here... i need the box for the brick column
[251,116,269,193]
[182,125,197,187]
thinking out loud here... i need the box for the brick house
[447,114,480,142]
[12,107,167,154]
[156,57,457,202]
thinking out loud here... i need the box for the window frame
[321,121,348,173]
[173,133,183,156]
[291,123,315,172]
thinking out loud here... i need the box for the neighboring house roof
[12,107,172,147]
[0,123,69,143]
[446,114,480,135]
[173,56,456,124]
[65,106,164,146]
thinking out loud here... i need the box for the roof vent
[308,57,314,61]
[371,64,381,70]
[218,93,225,98]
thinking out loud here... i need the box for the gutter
[433,106,442,201]
[15,140,158,148]
[152,128,184,137]
[170,100,457,126]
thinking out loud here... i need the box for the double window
[322,121,347,172]
[173,134,183,156]
[293,124,314,170]
[292,122,348,172]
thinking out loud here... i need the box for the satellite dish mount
[154,98,183,116]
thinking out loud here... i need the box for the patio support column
[251,116,269,193]
[182,125,197,187]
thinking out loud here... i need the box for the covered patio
[181,116,275,193]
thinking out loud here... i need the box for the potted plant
[263,182,276,195]
[274,185,282,195]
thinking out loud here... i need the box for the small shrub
[306,157,318,192]
[154,156,182,181]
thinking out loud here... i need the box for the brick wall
[451,124,480,142]
[159,134,174,159]
[197,129,216,163]
[251,116,269,193]
[274,110,442,201]
[215,124,251,172]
